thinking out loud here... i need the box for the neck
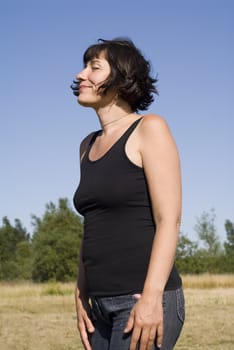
[95,104,133,130]
[102,112,132,127]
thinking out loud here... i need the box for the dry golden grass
[182,273,234,289]
[176,288,234,349]
[0,275,233,350]
[0,282,79,350]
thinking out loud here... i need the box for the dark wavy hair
[83,38,158,112]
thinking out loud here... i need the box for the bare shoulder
[139,114,172,138]
[80,132,96,161]
[138,114,180,169]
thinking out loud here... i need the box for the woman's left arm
[125,114,182,350]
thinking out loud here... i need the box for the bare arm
[75,134,96,350]
[75,239,95,350]
[125,114,182,350]
[141,114,181,294]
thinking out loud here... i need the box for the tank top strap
[118,117,143,146]
[81,130,101,162]
[88,130,101,147]
[89,117,142,148]
[83,117,142,162]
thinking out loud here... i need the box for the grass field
[0,274,233,350]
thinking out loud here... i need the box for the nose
[77,67,88,81]
[71,66,90,95]
[71,67,87,96]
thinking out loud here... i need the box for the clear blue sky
[0,0,233,242]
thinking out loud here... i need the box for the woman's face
[76,53,114,108]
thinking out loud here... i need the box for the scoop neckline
[87,117,143,163]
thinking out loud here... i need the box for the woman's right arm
[75,239,95,350]
[75,133,96,350]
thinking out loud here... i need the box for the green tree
[193,209,223,273]
[0,217,31,280]
[223,219,234,272]
[31,198,83,282]
[176,232,199,273]
[177,232,198,259]
[224,220,234,255]
[194,209,221,255]
[176,210,230,274]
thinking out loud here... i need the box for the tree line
[0,198,233,282]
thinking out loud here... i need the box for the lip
[79,85,91,90]
[70,80,92,96]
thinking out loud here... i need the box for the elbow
[155,214,181,234]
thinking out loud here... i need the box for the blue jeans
[89,287,185,350]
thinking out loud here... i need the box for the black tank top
[73,118,181,296]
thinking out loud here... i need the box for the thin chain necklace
[102,113,132,127]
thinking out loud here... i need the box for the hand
[75,289,95,350]
[124,293,163,350]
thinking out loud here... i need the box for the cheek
[92,71,110,86]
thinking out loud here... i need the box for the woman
[71,38,185,350]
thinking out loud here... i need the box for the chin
[78,92,102,106]
[77,97,96,108]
